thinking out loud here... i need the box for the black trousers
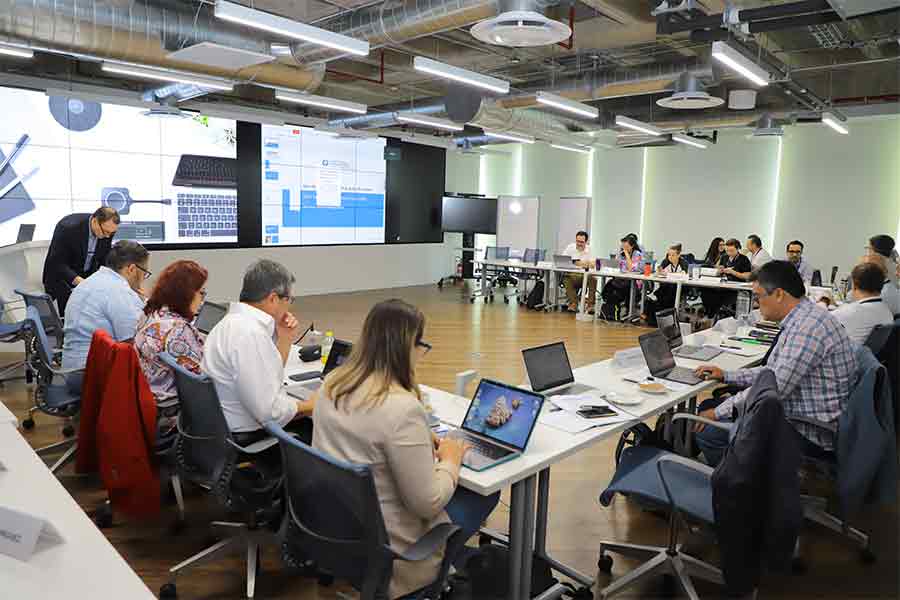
[232,417,313,474]
[51,287,71,316]
[643,283,678,324]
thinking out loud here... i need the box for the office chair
[270,424,461,600]
[510,248,546,306]
[863,323,893,355]
[22,306,82,474]
[470,246,511,303]
[0,299,27,387]
[159,352,283,600]
[15,289,64,349]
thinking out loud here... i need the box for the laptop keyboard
[177,193,238,238]
[458,433,511,460]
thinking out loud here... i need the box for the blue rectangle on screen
[355,208,384,228]
[265,171,279,181]
[265,225,279,234]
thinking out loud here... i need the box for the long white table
[0,417,156,598]
[283,329,767,599]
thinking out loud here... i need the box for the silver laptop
[656,309,723,361]
[638,330,703,386]
[553,254,576,268]
[286,339,353,400]
[441,379,544,472]
[522,341,596,396]
[194,301,228,335]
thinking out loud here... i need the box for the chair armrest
[672,412,732,432]
[657,453,714,478]
[387,522,460,563]
[786,416,837,434]
[48,365,85,377]
[226,437,279,455]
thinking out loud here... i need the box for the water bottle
[321,330,334,364]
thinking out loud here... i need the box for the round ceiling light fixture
[471,10,571,47]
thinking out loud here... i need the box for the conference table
[283,326,768,599]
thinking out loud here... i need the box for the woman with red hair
[134,260,208,432]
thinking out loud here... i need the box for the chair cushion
[599,445,714,525]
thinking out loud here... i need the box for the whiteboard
[556,196,591,252]
[497,196,540,252]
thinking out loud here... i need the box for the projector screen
[0,86,237,247]
[260,124,387,246]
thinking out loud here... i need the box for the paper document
[539,393,636,434]
[622,369,694,393]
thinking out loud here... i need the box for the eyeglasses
[278,293,297,304]
[786,249,802,255]
[134,264,152,280]
[97,220,116,238]
[416,340,433,355]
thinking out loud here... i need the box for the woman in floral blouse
[134,260,208,432]
[600,233,644,320]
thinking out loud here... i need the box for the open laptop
[638,330,703,386]
[656,309,723,361]
[194,301,228,335]
[522,341,596,397]
[442,379,544,472]
[286,339,353,400]
[553,254,576,268]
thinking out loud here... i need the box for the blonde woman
[313,299,499,599]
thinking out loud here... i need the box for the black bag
[525,281,545,309]
[614,412,701,466]
[461,543,558,599]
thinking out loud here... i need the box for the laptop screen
[522,342,574,392]
[462,379,544,452]
[655,309,682,349]
[195,301,228,334]
[639,330,676,376]
[322,339,353,376]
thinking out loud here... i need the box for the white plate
[608,394,643,406]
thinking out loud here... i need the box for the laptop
[522,341,596,397]
[553,254,576,268]
[442,379,544,472]
[194,301,228,335]
[172,155,238,239]
[656,309,723,361]
[596,258,618,270]
[638,330,703,386]
[286,339,353,400]
[15,224,35,243]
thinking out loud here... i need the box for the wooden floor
[2,282,897,599]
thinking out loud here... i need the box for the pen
[720,344,742,350]
[735,338,765,345]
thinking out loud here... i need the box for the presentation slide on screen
[0,86,236,247]
[260,124,387,246]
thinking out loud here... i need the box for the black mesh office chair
[158,352,283,600]
[864,323,893,355]
[271,424,461,600]
[470,246,511,303]
[16,289,64,349]
[0,299,27,387]
[22,306,81,474]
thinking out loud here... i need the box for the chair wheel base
[597,553,613,573]
[62,425,75,438]
[469,298,475,303]
[860,548,876,565]
[94,504,113,529]
[160,582,177,599]
[21,418,35,430]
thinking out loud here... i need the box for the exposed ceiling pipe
[462,98,596,146]
[289,0,562,66]
[0,0,324,92]
[328,102,446,128]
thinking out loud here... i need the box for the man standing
[61,240,149,393]
[43,207,120,314]
[561,230,596,313]
[785,240,814,283]
[693,261,857,466]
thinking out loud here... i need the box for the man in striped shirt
[693,260,858,466]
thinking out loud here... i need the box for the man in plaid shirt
[693,260,858,466]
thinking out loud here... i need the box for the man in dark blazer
[42,207,120,314]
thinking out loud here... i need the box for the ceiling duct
[328,102,446,128]
[470,0,571,47]
[0,0,323,92]
[656,72,724,110]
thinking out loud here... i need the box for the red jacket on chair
[76,330,117,474]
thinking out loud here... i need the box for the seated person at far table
[865,235,900,316]
[693,261,857,467]
[700,238,752,319]
[825,262,895,345]
[702,236,726,268]
[560,230,597,313]
[600,233,644,320]
[784,240,814,284]
[202,259,312,449]
[61,240,150,394]
[641,243,689,326]
[728,234,772,281]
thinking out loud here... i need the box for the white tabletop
[0,422,155,598]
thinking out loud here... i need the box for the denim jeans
[444,486,501,544]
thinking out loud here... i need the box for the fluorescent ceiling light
[821,112,849,135]
[101,62,233,91]
[275,91,367,114]
[413,56,510,94]
[484,130,535,144]
[0,42,33,59]
[712,41,770,87]
[615,115,663,136]
[215,0,369,56]
[269,43,292,56]
[551,143,593,155]
[396,112,463,132]
[535,91,599,119]
[672,133,709,149]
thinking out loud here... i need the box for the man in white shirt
[202,259,311,447]
[831,262,894,345]
[561,230,596,313]
[729,234,772,281]
[785,240,815,284]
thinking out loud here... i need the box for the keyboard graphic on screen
[177,193,237,238]
[172,155,237,189]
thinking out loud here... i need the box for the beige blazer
[313,383,459,599]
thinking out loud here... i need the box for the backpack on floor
[453,543,557,599]
[525,281,545,310]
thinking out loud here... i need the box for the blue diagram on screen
[463,382,542,450]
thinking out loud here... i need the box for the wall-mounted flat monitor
[441,195,497,234]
